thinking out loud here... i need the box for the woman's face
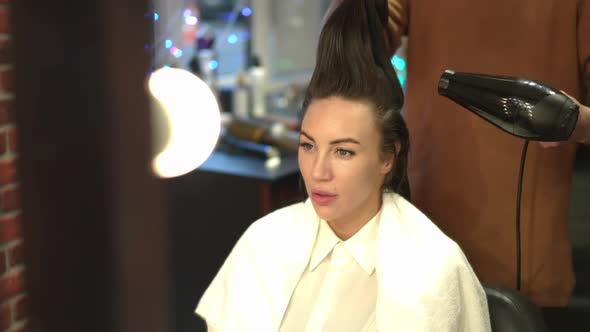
[298,96,393,226]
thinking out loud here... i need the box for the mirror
[148,2,590,332]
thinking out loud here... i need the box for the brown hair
[302,0,410,200]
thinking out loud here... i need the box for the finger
[559,90,581,105]
[539,141,561,148]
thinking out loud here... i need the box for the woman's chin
[311,203,339,221]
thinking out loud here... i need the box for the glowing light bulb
[148,67,221,178]
[165,39,173,49]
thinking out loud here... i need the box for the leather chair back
[484,284,548,332]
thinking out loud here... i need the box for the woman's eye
[299,142,314,151]
[336,149,354,157]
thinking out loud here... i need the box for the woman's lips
[311,191,338,205]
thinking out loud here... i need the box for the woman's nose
[311,153,332,181]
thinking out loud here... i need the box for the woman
[196,1,491,331]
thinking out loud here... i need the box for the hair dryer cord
[516,140,529,291]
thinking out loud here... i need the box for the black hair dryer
[438,70,579,141]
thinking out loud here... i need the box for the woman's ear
[381,153,394,175]
[381,158,393,175]
[381,142,401,174]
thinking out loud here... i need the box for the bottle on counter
[248,55,267,119]
[232,72,250,120]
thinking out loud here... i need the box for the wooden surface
[13,1,172,331]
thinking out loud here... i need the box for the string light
[208,60,219,70]
[223,12,234,22]
[185,15,199,25]
[170,46,183,58]
[391,55,406,71]
[391,54,407,87]
[227,34,239,44]
[150,3,253,66]
[183,9,198,25]
[241,7,252,17]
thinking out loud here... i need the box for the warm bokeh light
[148,67,220,178]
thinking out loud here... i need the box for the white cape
[196,193,491,331]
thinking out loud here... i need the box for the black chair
[483,283,548,332]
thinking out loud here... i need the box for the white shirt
[197,193,492,332]
[278,211,381,332]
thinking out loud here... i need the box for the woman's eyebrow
[300,131,315,142]
[300,131,361,145]
[329,138,361,145]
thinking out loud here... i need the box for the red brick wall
[0,1,26,331]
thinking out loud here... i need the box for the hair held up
[302,0,411,200]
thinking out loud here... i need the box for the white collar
[308,209,381,275]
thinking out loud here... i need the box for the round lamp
[148,67,221,178]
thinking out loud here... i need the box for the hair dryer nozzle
[438,70,454,96]
[437,70,579,141]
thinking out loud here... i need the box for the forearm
[323,0,408,57]
[578,0,590,144]
[385,0,408,55]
